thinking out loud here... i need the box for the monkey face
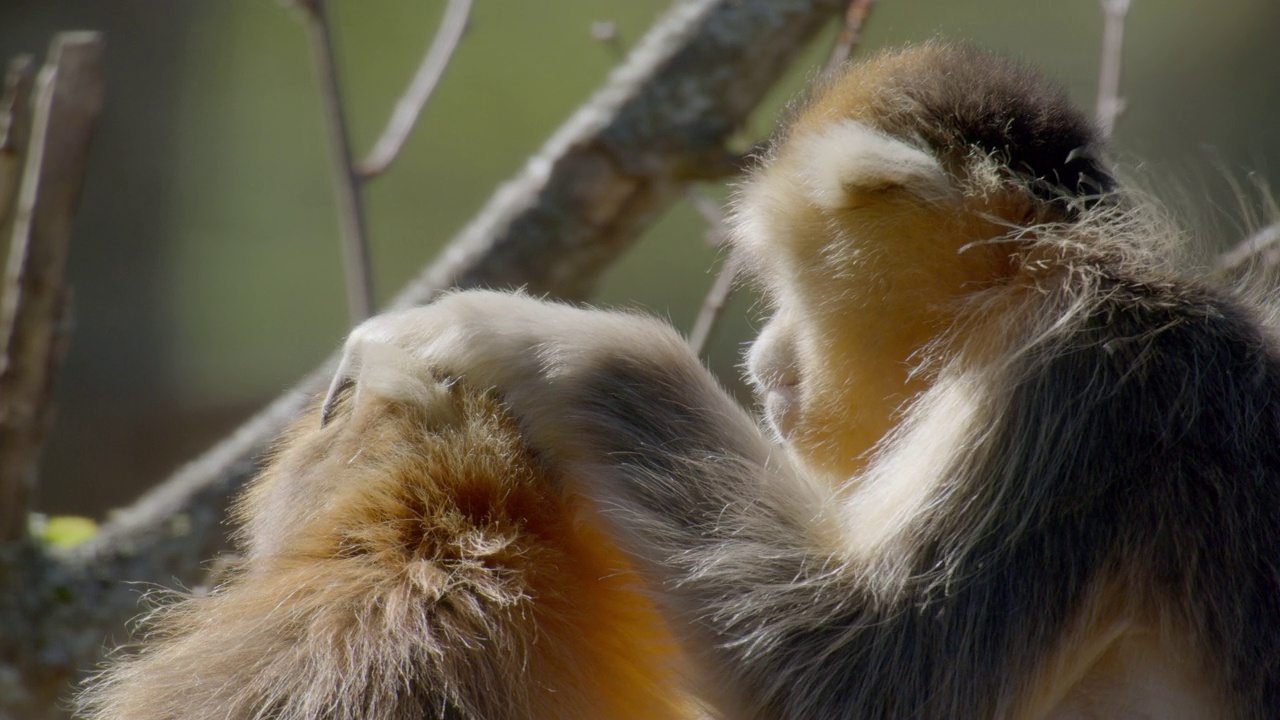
[732,116,1024,485]
[732,127,968,483]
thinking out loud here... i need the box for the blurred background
[1,0,1277,519]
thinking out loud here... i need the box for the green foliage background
[1,0,1277,515]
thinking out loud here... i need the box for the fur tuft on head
[787,41,1114,208]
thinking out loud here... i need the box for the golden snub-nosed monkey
[81,42,1280,720]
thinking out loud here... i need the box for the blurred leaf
[34,514,99,548]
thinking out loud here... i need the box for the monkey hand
[324,289,703,466]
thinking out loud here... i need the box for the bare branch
[1095,0,1130,139]
[0,55,37,244]
[0,55,39,546]
[689,251,740,358]
[1211,174,1278,275]
[0,34,103,543]
[298,0,374,324]
[0,32,103,718]
[0,58,35,153]
[824,0,878,76]
[359,0,473,179]
[1218,221,1280,275]
[685,186,728,248]
[685,186,736,357]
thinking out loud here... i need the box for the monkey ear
[791,120,955,210]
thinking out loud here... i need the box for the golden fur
[79,380,693,719]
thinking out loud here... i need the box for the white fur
[789,120,953,210]
[728,121,956,299]
[329,291,695,464]
[745,313,802,441]
[839,368,984,568]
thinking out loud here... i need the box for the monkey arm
[327,291,834,713]
[325,290,1017,718]
[330,284,1280,719]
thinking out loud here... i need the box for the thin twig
[359,0,473,179]
[823,0,878,76]
[1095,0,1130,139]
[685,187,728,248]
[299,0,374,324]
[689,252,740,358]
[0,55,38,543]
[1218,221,1280,275]
[686,187,736,357]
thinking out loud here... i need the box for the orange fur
[80,382,695,719]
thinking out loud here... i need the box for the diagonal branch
[686,186,733,357]
[0,2,847,715]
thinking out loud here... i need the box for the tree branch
[688,251,739,357]
[0,32,104,719]
[0,55,37,249]
[824,0,879,76]
[1095,0,1130,138]
[686,187,733,357]
[0,1,846,716]
[298,0,375,324]
[0,34,102,543]
[359,0,473,179]
[1218,221,1280,275]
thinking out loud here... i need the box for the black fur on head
[873,43,1115,207]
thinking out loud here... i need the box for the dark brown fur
[785,41,1115,211]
